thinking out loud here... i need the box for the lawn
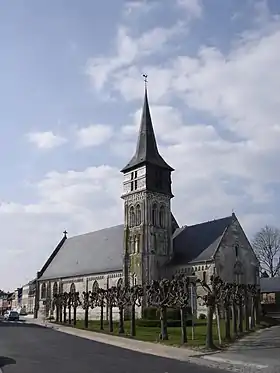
[59,317,255,349]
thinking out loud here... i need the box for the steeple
[121,80,173,173]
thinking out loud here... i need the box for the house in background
[260,277,280,315]
[21,279,36,314]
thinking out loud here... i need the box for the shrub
[199,313,207,319]
[143,307,190,321]
[136,319,193,328]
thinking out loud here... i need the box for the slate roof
[170,215,233,265]
[40,225,124,280]
[260,277,280,293]
[39,214,234,281]
[121,88,173,173]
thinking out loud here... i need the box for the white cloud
[177,0,203,18]
[85,21,186,91]
[27,131,67,149]
[76,124,113,147]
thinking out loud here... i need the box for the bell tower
[121,76,174,287]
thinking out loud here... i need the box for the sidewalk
[24,317,202,362]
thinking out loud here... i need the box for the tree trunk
[68,306,71,324]
[250,297,255,329]
[109,306,113,332]
[244,294,249,331]
[119,306,124,334]
[238,304,243,334]
[180,307,187,344]
[73,307,77,326]
[63,306,67,323]
[100,302,104,330]
[255,297,260,324]
[55,305,59,322]
[225,306,231,341]
[159,307,168,341]
[131,304,136,337]
[205,305,215,349]
[84,307,89,329]
[232,304,237,337]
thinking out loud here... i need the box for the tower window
[136,204,141,225]
[159,205,165,227]
[152,203,158,225]
[134,180,137,190]
[129,206,135,227]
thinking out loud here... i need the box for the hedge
[142,307,192,321]
[136,319,194,328]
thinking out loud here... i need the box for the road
[0,320,225,373]
[201,326,280,370]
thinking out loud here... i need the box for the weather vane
[142,74,148,88]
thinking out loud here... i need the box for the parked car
[4,310,19,321]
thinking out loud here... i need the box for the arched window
[41,283,46,299]
[70,283,76,293]
[203,271,207,283]
[117,278,123,288]
[129,206,135,227]
[159,205,165,227]
[136,204,141,226]
[92,280,99,293]
[152,203,158,226]
[47,283,51,298]
[53,282,58,296]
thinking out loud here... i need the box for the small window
[131,172,134,180]
[135,171,138,178]
[136,205,141,225]
[41,283,46,299]
[198,266,201,271]
[159,205,165,228]
[53,282,58,295]
[129,206,135,227]
[203,271,206,282]
[134,180,137,190]
[130,182,133,191]
[152,203,158,226]
[235,243,239,257]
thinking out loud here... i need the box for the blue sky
[0,0,280,291]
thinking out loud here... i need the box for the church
[35,86,259,320]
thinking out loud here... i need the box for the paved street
[201,326,280,371]
[0,320,225,373]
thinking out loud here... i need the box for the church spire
[121,76,173,173]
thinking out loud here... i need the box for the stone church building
[35,87,259,320]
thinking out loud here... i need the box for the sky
[0,0,280,291]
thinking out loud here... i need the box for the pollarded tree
[220,282,234,342]
[81,291,91,329]
[128,284,143,337]
[105,287,117,333]
[61,292,69,323]
[197,275,224,349]
[252,225,280,277]
[146,279,172,341]
[71,292,81,326]
[170,274,191,344]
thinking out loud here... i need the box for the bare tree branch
[252,225,280,277]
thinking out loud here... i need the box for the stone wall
[38,270,141,321]
[214,218,259,284]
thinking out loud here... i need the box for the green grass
[55,317,263,349]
